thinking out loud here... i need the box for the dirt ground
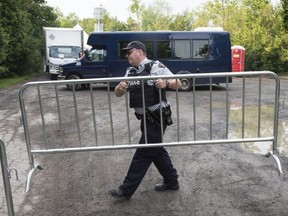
[1,72,288,216]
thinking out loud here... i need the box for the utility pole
[94,5,104,32]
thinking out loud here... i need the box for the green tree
[193,0,287,73]
[240,0,285,72]
[141,0,173,30]
[103,13,129,31]
[128,0,144,30]
[169,11,194,31]
[79,18,96,34]
[281,0,288,31]
[0,0,58,78]
[59,13,80,28]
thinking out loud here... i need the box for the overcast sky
[45,0,210,21]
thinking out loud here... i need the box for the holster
[134,112,155,123]
[134,112,143,120]
[161,105,173,126]
[146,105,173,126]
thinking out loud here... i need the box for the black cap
[122,41,146,52]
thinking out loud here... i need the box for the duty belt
[134,106,173,126]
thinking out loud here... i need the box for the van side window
[157,41,172,59]
[193,40,209,59]
[174,40,191,59]
[118,41,153,60]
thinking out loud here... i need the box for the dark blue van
[58,31,232,91]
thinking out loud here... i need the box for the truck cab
[48,45,82,80]
[58,47,111,90]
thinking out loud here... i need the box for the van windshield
[86,49,106,62]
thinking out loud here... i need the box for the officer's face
[126,49,141,66]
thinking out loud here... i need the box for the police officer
[109,41,182,200]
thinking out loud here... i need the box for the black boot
[154,182,179,191]
[109,187,131,200]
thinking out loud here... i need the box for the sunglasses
[127,49,137,56]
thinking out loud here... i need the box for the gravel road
[1,72,288,216]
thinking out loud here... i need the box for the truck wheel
[50,74,58,80]
[66,74,82,91]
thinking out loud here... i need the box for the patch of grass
[0,75,34,89]
[278,71,288,77]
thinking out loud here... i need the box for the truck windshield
[50,46,81,58]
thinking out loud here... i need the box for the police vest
[128,61,167,108]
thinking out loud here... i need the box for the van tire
[180,78,192,91]
[177,71,193,91]
[66,74,82,91]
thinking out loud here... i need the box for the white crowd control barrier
[18,71,283,193]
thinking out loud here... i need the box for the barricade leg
[25,163,43,193]
[0,138,15,216]
[265,151,283,175]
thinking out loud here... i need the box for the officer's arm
[166,78,182,90]
[155,62,182,90]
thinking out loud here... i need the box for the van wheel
[66,74,82,91]
[180,78,192,91]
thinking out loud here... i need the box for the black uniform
[119,58,178,197]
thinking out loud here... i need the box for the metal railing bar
[225,77,229,139]
[209,77,213,140]
[124,90,131,144]
[158,87,164,143]
[72,85,82,147]
[141,80,148,144]
[89,83,98,146]
[55,85,65,147]
[18,86,34,170]
[37,86,48,149]
[193,77,196,141]
[242,76,246,139]
[272,74,281,153]
[106,82,115,145]
[30,137,275,154]
[0,138,15,216]
[175,80,180,142]
[258,76,262,138]
[19,71,278,87]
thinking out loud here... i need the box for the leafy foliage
[192,0,288,73]
[1,0,288,79]
[282,0,288,31]
[0,0,58,78]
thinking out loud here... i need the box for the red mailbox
[231,45,245,72]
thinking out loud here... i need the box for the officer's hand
[154,79,166,89]
[118,80,128,91]
[115,80,128,97]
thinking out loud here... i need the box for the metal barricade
[18,71,283,192]
[0,138,15,216]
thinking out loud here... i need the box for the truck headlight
[49,63,56,70]
[59,66,63,74]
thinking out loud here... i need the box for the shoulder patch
[158,62,166,68]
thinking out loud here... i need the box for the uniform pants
[120,117,178,196]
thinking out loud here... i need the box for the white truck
[43,27,84,80]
